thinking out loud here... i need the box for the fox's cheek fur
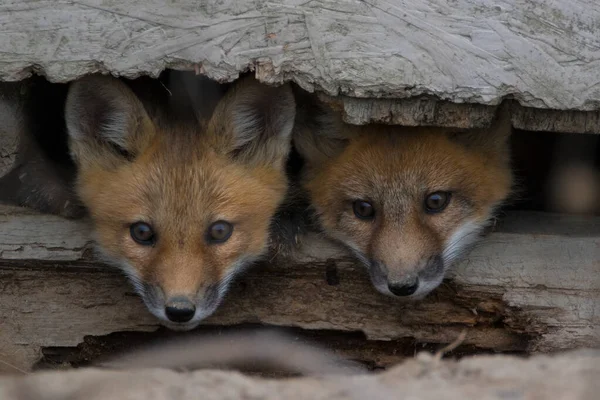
[307,166,508,300]
[91,223,265,330]
[295,101,513,300]
[325,215,487,300]
[65,74,295,329]
[125,258,253,331]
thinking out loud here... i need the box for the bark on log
[320,95,600,134]
[0,205,598,372]
[0,350,597,400]
[0,1,599,131]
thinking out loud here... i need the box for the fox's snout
[134,280,227,330]
[65,73,296,328]
[164,296,196,323]
[369,254,445,299]
[387,279,419,297]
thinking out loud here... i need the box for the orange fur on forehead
[309,127,511,211]
[78,129,287,287]
[63,74,296,316]
[79,130,286,227]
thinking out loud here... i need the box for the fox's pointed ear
[292,87,349,168]
[449,102,513,158]
[65,75,154,167]
[207,77,295,168]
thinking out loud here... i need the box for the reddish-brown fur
[295,102,513,298]
[66,73,295,329]
[81,135,285,294]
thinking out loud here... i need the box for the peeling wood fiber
[0,1,599,126]
[1,205,598,372]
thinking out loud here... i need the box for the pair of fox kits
[0,72,513,330]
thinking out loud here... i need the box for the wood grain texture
[0,1,598,126]
[1,205,598,372]
[321,95,600,133]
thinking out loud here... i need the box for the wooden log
[0,349,598,400]
[0,1,599,131]
[320,95,600,134]
[0,205,598,372]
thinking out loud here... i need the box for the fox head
[65,74,295,329]
[295,103,513,299]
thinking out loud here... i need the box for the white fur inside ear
[231,90,295,147]
[231,102,267,147]
[98,106,131,149]
[291,99,347,167]
[65,76,146,153]
[224,82,296,165]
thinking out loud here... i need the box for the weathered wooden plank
[0,1,598,121]
[0,205,598,372]
[321,95,600,134]
[0,206,91,260]
[1,350,598,400]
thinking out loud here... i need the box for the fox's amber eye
[425,191,451,213]
[207,221,233,243]
[353,200,375,220]
[130,222,155,245]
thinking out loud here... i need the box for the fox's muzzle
[133,279,226,331]
[386,278,419,296]
[164,296,196,323]
[369,255,445,298]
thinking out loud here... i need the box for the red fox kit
[64,74,295,329]
[294,97,513,299]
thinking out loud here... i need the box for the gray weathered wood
[0,350,598,400]
[321,95,600,134]
[0,0,599,132]
[0,205,598,372]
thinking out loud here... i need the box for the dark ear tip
[67,75,125,103]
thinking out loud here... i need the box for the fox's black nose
[165,297,196,323]
[388,278,419,296]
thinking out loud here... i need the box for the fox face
[295,103,513,299]
[65,74,295,329]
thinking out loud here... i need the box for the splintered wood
[0,205,598,372]
[0,1,599,132]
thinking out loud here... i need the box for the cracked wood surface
[0,205,598,372]
[0,1,599,132]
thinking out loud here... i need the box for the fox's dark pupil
[353,200,375,219]
[425,191,450,212]
[208,221,233,243]
[136,226,151,239]
[130,222,154,245]
[212,225,225,238]
[430,195,442,207]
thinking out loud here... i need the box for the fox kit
[294,97,513,299]
[64,73,295,329]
